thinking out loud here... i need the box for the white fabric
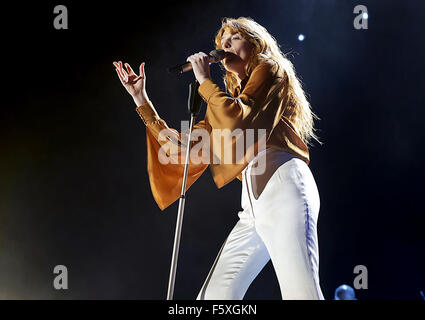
[196,147,325,300]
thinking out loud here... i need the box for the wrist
[198,77,211,85]
[133,92,149,107]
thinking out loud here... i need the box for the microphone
[167,49,226,74]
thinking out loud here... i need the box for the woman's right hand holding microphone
[113,61,150,107]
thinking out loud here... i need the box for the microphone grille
[209,49,226,61]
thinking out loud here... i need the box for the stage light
[298,34,305,42]
[362,12,368,19]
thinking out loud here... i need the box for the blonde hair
[214,17,323,147]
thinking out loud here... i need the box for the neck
[235,71,247,86]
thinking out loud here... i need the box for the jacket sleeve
[198,59,285,134]
[135,100,210,211]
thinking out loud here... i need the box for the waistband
[241,147,294,175]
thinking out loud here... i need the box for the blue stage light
[362,12,368,19]
[298,34,305,42]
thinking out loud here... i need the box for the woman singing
[113,17,324,300]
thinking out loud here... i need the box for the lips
[224,50,236,56]
[224,51,237,62]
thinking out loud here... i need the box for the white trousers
[196,150,324,300]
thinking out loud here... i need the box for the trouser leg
[253,160,325,300]
[196,210,270,300]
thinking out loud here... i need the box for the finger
[113,62,124,74]
[114,63,124,78]
[193,53,208,63]
[119,61,127,74]
[139,62,145,78]
[198,52,209,62]
[115,64,127,82]
[124,63,136,76]
[115,68,126,84]
[188,53,200,61]
[118,61,129,80]
[113,62,123,75]
[189,54,204,65]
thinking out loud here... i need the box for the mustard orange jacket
[135,59,309,211]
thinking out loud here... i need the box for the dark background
[1,0,424,299]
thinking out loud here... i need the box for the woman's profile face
[220,31,253,77]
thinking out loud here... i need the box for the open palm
[113,61,146,98]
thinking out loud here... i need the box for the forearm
[136,104,199,164]
[134,99,182,147]
[135,99,210,163]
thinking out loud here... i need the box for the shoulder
[250,59,284,81]
[252,58,276,73]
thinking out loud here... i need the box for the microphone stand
[166,80,202,300]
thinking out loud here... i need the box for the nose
[222,38,231,49]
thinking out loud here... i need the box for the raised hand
[113,61,149,106]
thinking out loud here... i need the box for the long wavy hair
[214,17,323,147]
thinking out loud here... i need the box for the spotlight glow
[362,12,368,19]
[298,34,305,41]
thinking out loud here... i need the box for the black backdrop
[1,0,424,300]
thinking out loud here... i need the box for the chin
[223,65,237,74]
[224,59,240,72]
